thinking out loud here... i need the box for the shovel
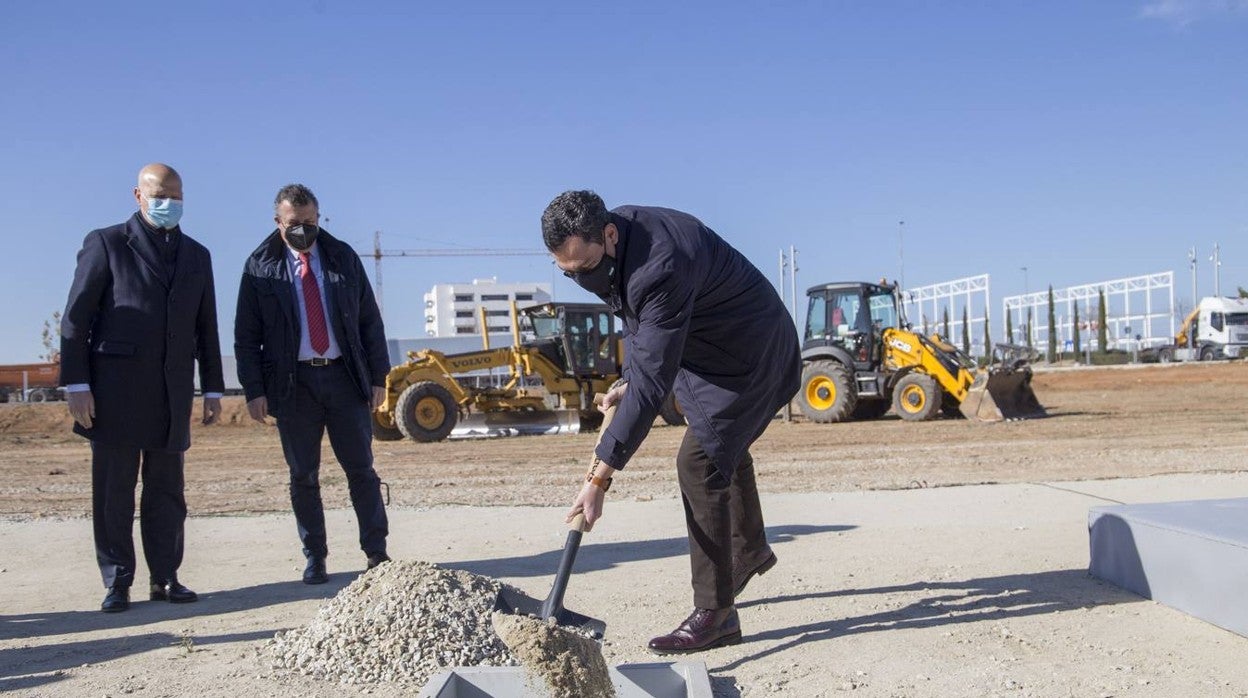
[492,404,616,640]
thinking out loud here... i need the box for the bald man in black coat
[61,163,224,613]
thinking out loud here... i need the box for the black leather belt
[298,357,340,366]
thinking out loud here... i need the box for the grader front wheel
[371,409,404,441]
[396,381,458,442]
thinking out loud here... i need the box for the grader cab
[372,302,621,442]
[797,281,1044,423]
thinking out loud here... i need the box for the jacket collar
[250,228,347,279]
[124,212,189,288]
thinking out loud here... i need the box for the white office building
[423,279,552,336]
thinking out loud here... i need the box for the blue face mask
[145,197,183,230]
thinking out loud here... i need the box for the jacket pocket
[94,340,136,356]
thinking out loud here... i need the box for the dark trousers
[91,442,186,589]
[676,430,769,609]
[276,362,388,560]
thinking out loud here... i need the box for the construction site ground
[2,361,1247,696]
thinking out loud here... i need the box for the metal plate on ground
[419,661,714,698]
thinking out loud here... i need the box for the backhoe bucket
[449,409,583,439]
[959,368,1045,422]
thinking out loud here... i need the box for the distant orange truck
[0,362,62,402]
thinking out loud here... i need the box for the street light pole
[1188,247,1198,307]
[1210,243,1222,297]
[898,220,905,291]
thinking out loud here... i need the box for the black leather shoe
[366,552,391,570]
[647,607,742,655]
[101,586,130,613]
[150,578,198,603]
[303,557,329,584]
[733,548,778,598]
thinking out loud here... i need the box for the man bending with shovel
[542,191,801,654]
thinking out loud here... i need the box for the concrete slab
[1089,497,1248,637]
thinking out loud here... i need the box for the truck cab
[1166,296,1248,361]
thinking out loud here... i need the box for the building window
[456,327,476,334]
[480,294,509,301]
[516,293,534,301]
[488,325,510,333]
[454,294,474,302]
[425,315,435,322]
[456,310,474,318]
[486,309,510,317]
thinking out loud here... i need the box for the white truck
[1156,296,1248,362]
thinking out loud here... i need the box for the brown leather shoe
[733,548,778,597]
[647,607,742,655]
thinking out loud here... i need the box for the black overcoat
[60,213,225,452]
[233,230,389,418]
[594,206,801,477]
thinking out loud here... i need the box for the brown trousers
[676,430,769,609]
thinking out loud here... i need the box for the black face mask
[566,254,617,297]
[284,224,320,252]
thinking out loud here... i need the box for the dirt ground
[3,361,1248,698]
[3,361,1246,519]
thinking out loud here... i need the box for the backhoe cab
[799,281,1044,423]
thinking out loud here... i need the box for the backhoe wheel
[850,399,891,421]
[371,409,404,441]
[659,392,687,426]
[1158,348,1173,363]
[892,373,943,422]
[798,360,856,423]
[395,381,458,442]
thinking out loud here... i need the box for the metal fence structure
[1000,271,1175,355]
[902,274,992,357]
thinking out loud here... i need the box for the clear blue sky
[1,1,1244,362]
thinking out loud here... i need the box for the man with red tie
[234,184,392,584]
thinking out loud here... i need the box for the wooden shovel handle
[568,396,618,533]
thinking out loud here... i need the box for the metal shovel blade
[492,516,606,640]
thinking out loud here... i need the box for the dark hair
[541,190,608,251]
[274,183,319,211]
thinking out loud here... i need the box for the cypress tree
[1006,311,1014,344]
[983,317,992,362]
[942,307,950,339]
[961,306,971,354]
[1097,289,1108,354]
[1047,286,1057,361]
[1025,308,1034,349]
[1072,303,1082,360]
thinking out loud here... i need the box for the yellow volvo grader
[798,281,1044,423]
[372,302,622,442]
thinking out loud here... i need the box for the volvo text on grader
[797,281,1044,423]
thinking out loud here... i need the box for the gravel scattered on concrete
[268,560,517,687]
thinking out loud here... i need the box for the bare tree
[40,311,61,363]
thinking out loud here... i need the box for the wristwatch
[586,471,613,492]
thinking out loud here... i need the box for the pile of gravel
[268,560,518,686]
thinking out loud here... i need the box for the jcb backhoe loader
[797,281,1044,423]
[372,302,621,442]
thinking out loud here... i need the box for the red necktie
[299,252,330,355]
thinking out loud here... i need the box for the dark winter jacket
[595,206,801,477]
[60,213,224,451]
[233,229,389,418]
